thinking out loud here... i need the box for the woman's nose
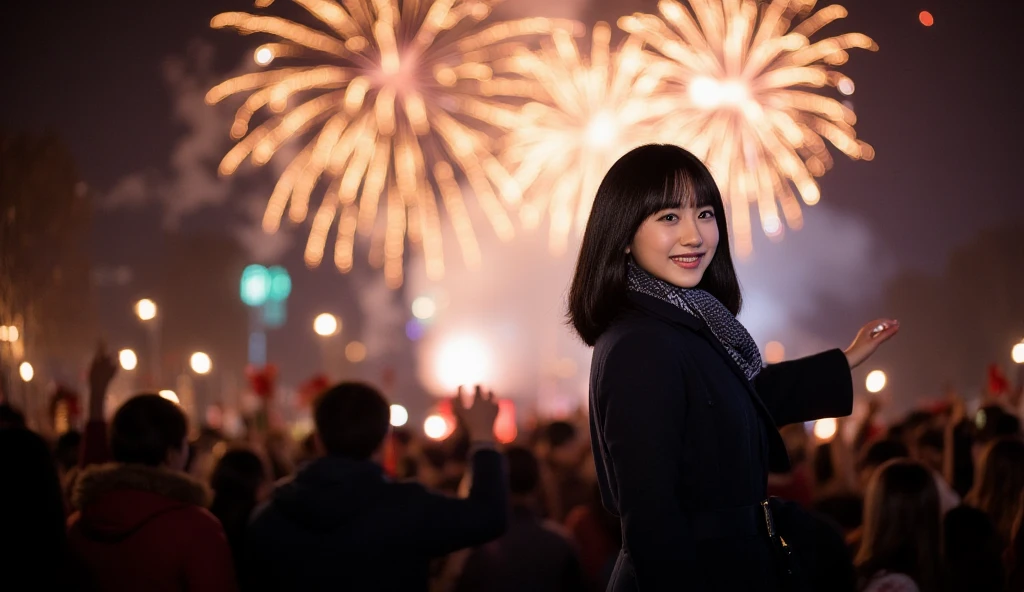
[678,217,703,247]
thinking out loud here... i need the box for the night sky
[4,0,1023,406]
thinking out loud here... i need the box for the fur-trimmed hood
[72,463,210,542]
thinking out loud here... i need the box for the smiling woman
[568,144,899,591]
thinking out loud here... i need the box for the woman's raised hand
[844,318,899,369]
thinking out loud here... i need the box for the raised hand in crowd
[454,385,500,445]
[87,343,118,420]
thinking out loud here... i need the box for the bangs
[643,162,719,216]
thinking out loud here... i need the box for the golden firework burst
[489,23,675,255]
[207,0,574,286]
[621,0,877,255]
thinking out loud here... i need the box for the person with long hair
[568,144,898,590]
[0,428,90,590]
[965,437,1024,546]
[855,460,943,592]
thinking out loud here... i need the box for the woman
[568,144,897,591]
[855,460,943,592]
[965,437,1024,546]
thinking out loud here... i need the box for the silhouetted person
[0,403,26,429]
[855,460,943,592]
[244,383,508,591]
[67,394,237,592]
[455,446,586,592]
[0,428,90,591]
[943,504,1004,592]
[210,447,270,579]
[966,437,1024,546]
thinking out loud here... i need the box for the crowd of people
[1,346,1022,591]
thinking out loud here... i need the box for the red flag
[987,364,1009,398]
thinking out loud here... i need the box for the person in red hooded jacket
[67,393,236,592]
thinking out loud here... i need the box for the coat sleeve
[754,348,853,426]
[596,330,703,590]
[408,448,509,557]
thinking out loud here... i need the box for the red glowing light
[919,11,934,27]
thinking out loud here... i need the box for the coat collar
[73,463,210,510]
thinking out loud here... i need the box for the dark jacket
[590,292,853,591]
[454,505,587,592]
[67,463,237,592]
[243,449,508,591]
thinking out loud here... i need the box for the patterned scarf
[627,261,763,381]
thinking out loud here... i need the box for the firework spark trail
[488,22,677,255]
[621,0,877,256]
[208,0,576,287]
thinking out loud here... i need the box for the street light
[390,404,409,428]
[314,313,340,337]
[119,349,138,371]
[866,370,887,393]
[135,299,158,321]
[1012,341,1024,365]
[190,352,212,375]
[19,361,34,382]
[158,390,180,404]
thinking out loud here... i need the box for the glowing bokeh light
[345,341,367,363]
[313,313,339,337]
[1012,342,1024,364]
[866,370,887,393]
[159,390,180,404]
[209,1,577,287]
[764,341,786,364]
[119,349,138,371]
[254,47,274,65]
[622,0,877,255]
[19,361,34,382]
[424,414,450,440]
[411,296,437,321]
[919,11,934,27]
[390,404,409,427]
[136,298,158,321]
[813,417,837,440]
[435,335,491,391]
[240,265,271,307]
[406,319,426,341]
[190,352,213,375]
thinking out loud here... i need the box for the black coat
[243,450,508,591]
[589,292,853,591]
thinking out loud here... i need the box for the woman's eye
[698,210,715,219]
[660,213,678,222]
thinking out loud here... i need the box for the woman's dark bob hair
[568,144,741,346]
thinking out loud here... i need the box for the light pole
[314,313,340,377]
[190,352,212,421]
[1013,341,1024,395]
[135,299,161,387]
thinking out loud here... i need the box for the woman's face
[630,204,719,288]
